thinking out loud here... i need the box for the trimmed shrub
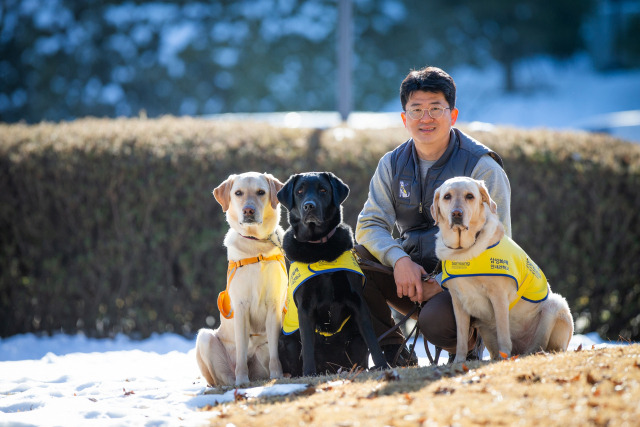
[1,117,639,341]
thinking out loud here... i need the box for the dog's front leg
[233,305,251,385]
[266,306,284,379]
[298,308,317,376]
[450,290,470,363]
[489,293,512,358]
[346,277,388,370]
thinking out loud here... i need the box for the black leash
[352,247,445,366]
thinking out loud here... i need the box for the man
[355,66,511,365]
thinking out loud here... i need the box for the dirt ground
[197,343,640,426]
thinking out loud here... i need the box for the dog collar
[306,226,337,244]
[240,232,283,249]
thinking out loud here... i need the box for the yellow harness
[217,253,287,319]
[282,251,364,336]
[441,236,549,310]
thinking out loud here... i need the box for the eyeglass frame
[404,106,451,120]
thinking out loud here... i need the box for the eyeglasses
[405,106,451,120]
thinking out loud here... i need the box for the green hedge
[1,117,639,341]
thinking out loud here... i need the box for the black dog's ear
[277,174,298,211]
[322,172,349,205]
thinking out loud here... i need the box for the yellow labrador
[431,177,573,362]
[195,172,287,386]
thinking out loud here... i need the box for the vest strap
[218,254,287,319]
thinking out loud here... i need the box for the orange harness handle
[218,254,287,319]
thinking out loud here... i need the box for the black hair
[400,66,456,111]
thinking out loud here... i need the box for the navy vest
[390,129,503,273]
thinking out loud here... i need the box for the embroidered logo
[399,180,410,198]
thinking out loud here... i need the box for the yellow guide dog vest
[282,251,364,336]
[441,237,549,310]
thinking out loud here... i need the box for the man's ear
[477,180,497,214]
[401,111,407,127]
[213,175,236,212]
[323,172,349,206]
[430,188,440,226]
[263,173,284,209]
[450,107,459,126]
[277,174,298,211]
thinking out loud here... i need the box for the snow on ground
[0,331,623,427]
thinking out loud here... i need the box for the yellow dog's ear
[477,180,497,214]
[213,175,236,212]
[263,173,284,209]
[430,187,441,226]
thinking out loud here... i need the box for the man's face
[401,91,458,152]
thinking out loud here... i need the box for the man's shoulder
[475,153,504,170]
[379,139,412,166]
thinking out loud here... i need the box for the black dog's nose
[303,200,316,212]
[243,206,255,216]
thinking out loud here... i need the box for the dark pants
[356,246,474,354]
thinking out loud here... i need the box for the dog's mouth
[240,215,262,225]
[301,212,323,226]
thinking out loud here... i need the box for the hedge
[1,117,639,341]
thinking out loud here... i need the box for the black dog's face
[277,172,349,242]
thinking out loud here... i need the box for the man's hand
[413,278,443,302]
[393,257,427,301]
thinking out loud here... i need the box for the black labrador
[277,172,388,376]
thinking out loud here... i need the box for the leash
[352,247,443,366]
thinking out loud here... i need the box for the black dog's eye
[465,193,475,200]
[257,189,266,196]
[443,193,451,200]
[296,189,303,195]
[319,188,328,194]
[235,190,243,196]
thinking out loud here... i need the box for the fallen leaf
[462,363,469,372]
[434,386,455,395]
[517,372,541,383]
[233,389,247,402]
[499,351,509,360]
[377,370,399,381]
[403,393,414,404]
[575,344,583,352]
[296,385,317,396]
[586,373,599,385]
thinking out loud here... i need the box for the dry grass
[197,344,640,426]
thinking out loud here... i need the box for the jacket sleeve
[355,152,410,268]
[471,154,512,238]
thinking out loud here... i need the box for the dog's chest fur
[446,278,504,321]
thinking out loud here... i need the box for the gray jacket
[355,128,512,270]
